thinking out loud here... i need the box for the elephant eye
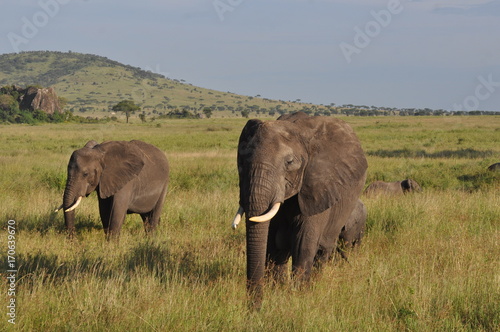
[285,155,299,169]
[285,154,302,171]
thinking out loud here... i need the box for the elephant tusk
[54,203,64,213]
[249,203,281,222]
[64,196,82,212]
[232,206,244,230]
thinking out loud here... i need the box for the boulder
[19,86,61,114]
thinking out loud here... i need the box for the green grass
[0,116,499,331]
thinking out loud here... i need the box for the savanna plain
[0,115,499,331]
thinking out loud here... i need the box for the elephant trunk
[245,219,270,310]
[241,165,285,310]
[63,181,80,237]
[241,165,280,218]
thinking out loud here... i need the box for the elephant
[487,163,500,171]
[363,179,421,196]
[336,199,367,261]
[235,200,368,262]
[56,140,169,240]
[232,112,367,309]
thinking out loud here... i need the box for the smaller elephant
[364,179,422,196]
[339,199,367,249]
[56,140,169,240]
[487,163,500,171]
[337,199,367,260]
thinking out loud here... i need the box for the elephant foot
[66,227,75,240]
[247,280,264,311]
[266,262,289,285]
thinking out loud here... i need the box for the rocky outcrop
[18,86,61,114]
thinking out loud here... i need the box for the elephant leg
[104,193,130,240]
[140,212,153,232]
[107,207,127,240]
[314,245,335,268]
[266,204,292,283]
[98,197,112,235]
[290,218,321,283]
[291,207,341,281]
[144,185,168,233]
[321,199,361,264]
[266,232,290,284]
[315,223,343,268]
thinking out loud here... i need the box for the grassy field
[0,115,499,331]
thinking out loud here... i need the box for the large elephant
[364,179,421,196]
[56,140,169,240]
[232,112,367,309]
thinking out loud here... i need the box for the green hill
[0,51,332,118]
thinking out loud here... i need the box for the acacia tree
[112,100,140,123]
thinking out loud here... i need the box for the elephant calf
[56,140,170,240]
[364,179,422,196]
[339,199,367,249]
[337,199,367,260]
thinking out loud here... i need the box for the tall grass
[1,116,499,331]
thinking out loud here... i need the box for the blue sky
[1,0,500,111]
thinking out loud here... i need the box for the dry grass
[0,115,499,331]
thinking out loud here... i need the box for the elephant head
[58,140,144,236]
[487,162,500,171]
[233,113,367,307]
[402,179,422,193]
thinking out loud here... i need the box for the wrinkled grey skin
[338,199,367,249]
[337,199,367,261]
[364,179,422,196]
[61,140,169,240]
[487,163,500,171]
[237,112,367,309]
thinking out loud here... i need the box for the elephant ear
[84,140,99,149]
[401,179,411,191]
[297,117,367,217]
[97,141,145,199]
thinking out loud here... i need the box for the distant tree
[139,112,146,123]
[164,109,195,119]
[203,107,213,118]
[112,100,140,123]
[241,110,250,118]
